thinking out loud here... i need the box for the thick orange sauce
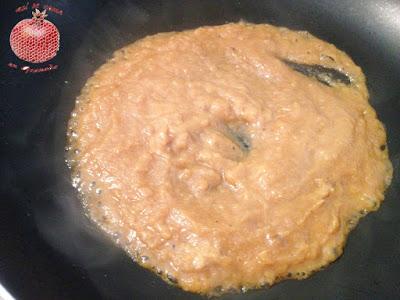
[67,23,392,295]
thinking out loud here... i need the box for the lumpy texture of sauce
[66,23,393,295]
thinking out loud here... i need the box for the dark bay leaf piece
[283,60,351,86]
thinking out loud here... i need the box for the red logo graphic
[10,9,60,63]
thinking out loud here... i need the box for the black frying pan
[1,1,399,299]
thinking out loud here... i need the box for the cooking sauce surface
[67,23,392,294]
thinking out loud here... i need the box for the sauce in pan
[66,23,392,295]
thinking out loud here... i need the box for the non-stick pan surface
[1,1,399,299]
